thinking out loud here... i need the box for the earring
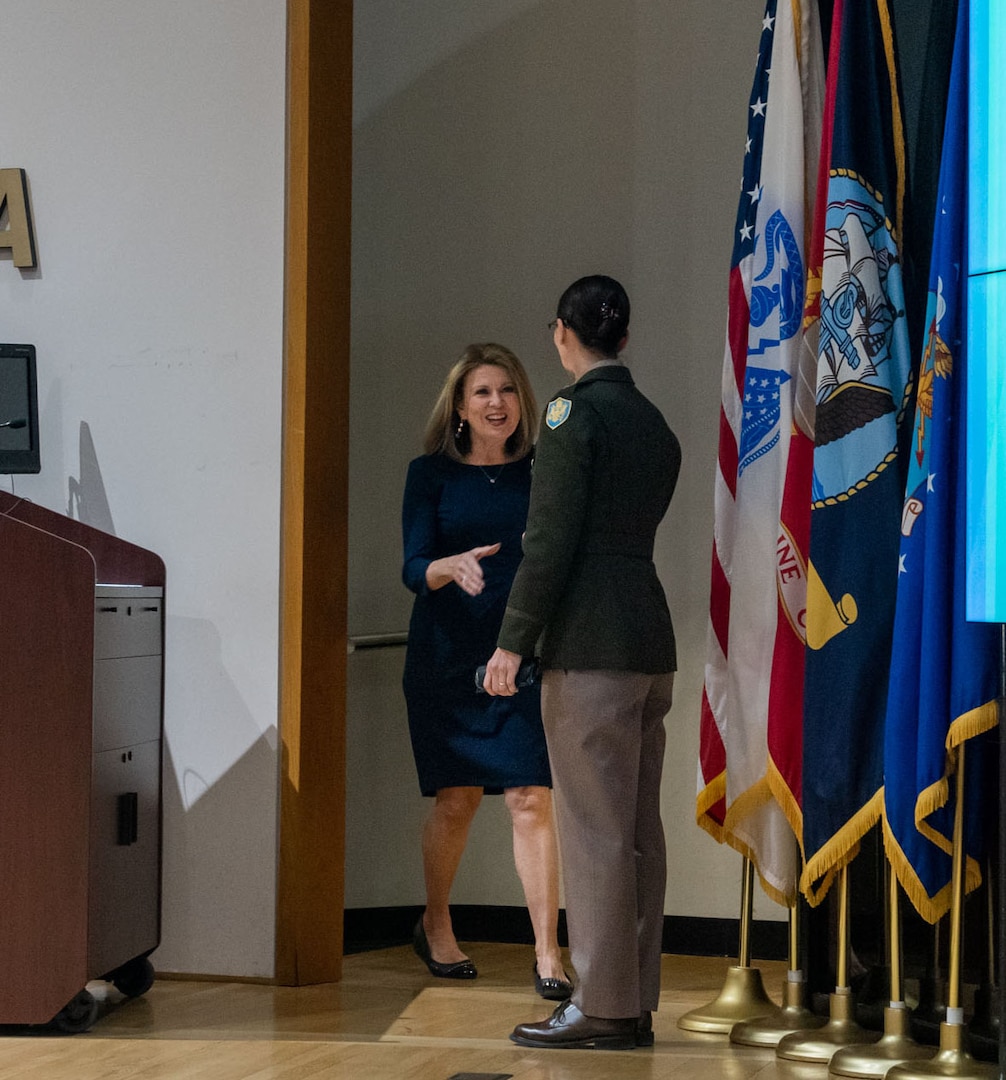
[455,418,466,439]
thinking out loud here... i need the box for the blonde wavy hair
[423,343,538,461]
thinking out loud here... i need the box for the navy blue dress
[402,452,550,796]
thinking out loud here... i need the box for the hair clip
[600,301,618,322]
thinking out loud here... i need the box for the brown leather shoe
[510,1000,637,1050]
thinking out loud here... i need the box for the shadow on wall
[158,730,278,978]
[68,421,115,534]
[64,417,279,977]
[161,615,278,810]
[154,615,278,976]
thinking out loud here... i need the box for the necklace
[476,463,506,485]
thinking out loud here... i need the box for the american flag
[697,0,823,904]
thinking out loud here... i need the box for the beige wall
[347,0,786,924]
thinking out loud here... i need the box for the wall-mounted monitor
[0,344,40,474]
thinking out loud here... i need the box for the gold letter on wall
[0,169,37,269]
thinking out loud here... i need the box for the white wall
[1,0,287,977]
[348,0,785,925]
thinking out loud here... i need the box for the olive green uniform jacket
[497,363,681,672]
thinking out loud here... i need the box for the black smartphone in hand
[474,657,541,692]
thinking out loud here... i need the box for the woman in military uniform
[484,276,681,1050]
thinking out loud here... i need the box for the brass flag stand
[677,856,779,1033]
[731,895,825,1046]
[777,863,880,1062]
[885,743,996,1080]
[828,865,934,1076]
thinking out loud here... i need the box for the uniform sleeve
[497,400,596,655]
[401,456,440,596]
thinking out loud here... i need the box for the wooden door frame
[275,0,352,985]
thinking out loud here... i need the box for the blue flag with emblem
[799,0,915,903]
[881,0,999,923]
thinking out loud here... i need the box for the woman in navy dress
[402,343,569,998]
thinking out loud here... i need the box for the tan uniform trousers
[541,669,675,1020]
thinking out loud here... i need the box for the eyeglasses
[547,318,561,331]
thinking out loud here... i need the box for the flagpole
[677,856,779,1033]
[776,864,880,1063]
[967,860,998,1050]
[886,741,996,1080]
[731,853,826,1046]
[913,920,949,1039]
[829,863,934,1076]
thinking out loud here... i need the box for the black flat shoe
[533,963,573,1001]
[412,919,477,980]
[510,1000,637,1050]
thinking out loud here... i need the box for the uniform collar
[571,362,634,389]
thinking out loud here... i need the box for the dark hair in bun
[555,275,630,359]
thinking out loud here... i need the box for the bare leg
[505,785,565,981]
[422,786,483,964]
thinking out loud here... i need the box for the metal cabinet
[0,492,165,1031]
[89,587,163,983]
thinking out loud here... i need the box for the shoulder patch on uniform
[546,397,572,429]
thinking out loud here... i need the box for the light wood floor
[0,945,859,1079]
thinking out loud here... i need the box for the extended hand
[438,542,501,596]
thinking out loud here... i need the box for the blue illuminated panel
[967,0,1006,621]
[967,274,1006,621]
[969,0,1006,275]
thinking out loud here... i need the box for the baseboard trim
[343,905,787,961]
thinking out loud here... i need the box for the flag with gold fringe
[799,0,915,904]
[882,0,999,923]
[697,0,823,904]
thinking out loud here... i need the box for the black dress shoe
[636,1010,654,1047]
[510,1000,637,1050]
[533,963,574,1001]
[412,919,477,979]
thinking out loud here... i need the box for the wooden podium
[0,491,165,1029]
